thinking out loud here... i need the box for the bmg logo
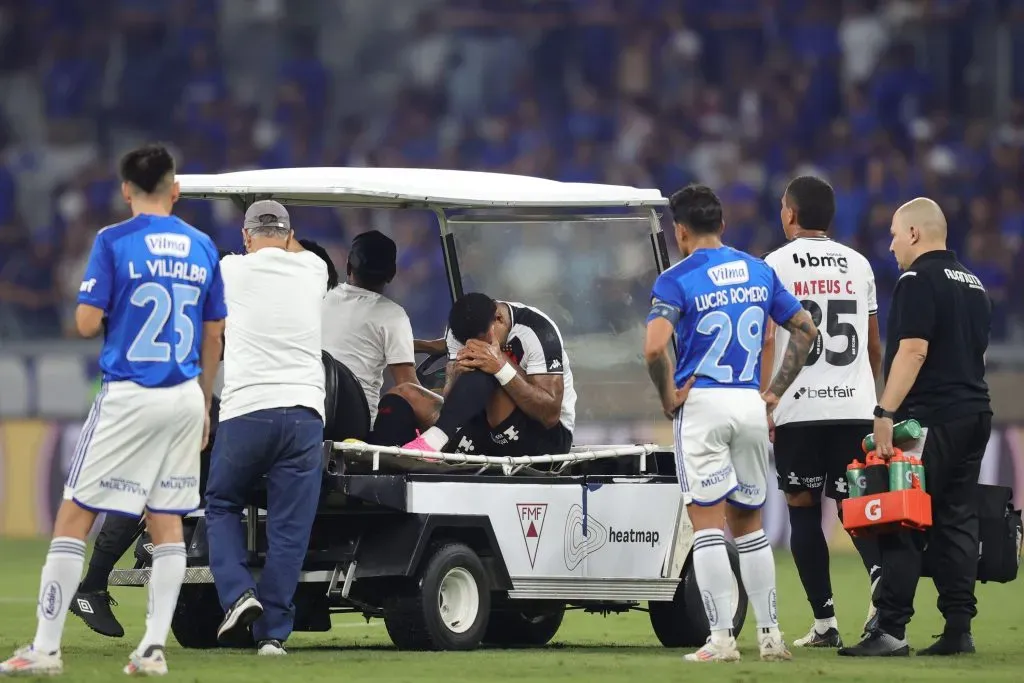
[793,252,849,273]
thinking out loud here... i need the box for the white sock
[691,529,734,641]
[139,543,187,652]
[735,529,779,629]
[419,426,449,450]
[33,537,86,653]
[815,616,838,633]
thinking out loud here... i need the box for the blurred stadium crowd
[1,0,1023,342]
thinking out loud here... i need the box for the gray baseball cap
[243,200,291,231]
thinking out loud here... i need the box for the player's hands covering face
[457,339,506,375]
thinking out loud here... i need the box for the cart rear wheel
[649,541,748,647]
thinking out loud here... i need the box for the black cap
[348,230,397,279]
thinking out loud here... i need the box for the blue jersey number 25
[695,306,764,383]
[126,282,202,363]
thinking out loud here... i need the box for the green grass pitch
[0,538,1020,682]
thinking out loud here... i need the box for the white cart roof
[177,167,667,209]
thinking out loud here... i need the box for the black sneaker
[216,589,263,644]
[838,630,910,657]
[69,590,124,638]
[917,632,975,656]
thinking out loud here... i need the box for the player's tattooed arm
[766,308,818,399]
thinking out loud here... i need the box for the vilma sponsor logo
[517,503,548,568]
[792,385,857,400]
[40,581,62,621]
[707,260,750,287]
[792,252,849,273]
[145,233,192,258]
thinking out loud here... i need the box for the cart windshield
[447,211,666,444]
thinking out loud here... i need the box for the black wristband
[873,405,896,420]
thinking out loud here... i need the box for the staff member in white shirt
[204,200,327,657]
[322,230,443,444]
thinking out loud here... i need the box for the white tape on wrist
[495,363,517,386]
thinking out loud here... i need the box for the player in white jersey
[321,230,426,443]
[761,176,884,648]
[402,293,575,459]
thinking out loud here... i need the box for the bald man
[839,198,993,658]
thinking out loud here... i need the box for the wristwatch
[873,405,896,420]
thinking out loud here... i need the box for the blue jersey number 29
[695,306,764,383]
[127,282,202,363]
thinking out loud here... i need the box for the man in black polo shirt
[839,197,992,658]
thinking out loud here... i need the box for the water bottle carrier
[841,449,933,537]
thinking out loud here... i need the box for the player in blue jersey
[1,145,227,677]
[643,184,818,663]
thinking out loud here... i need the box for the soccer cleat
[758,628,793,661]
[838,630,910,657]
[216,589,263,644]
[0,645,63,676]
[401,434,441,462]
[123,645,167,676]
[257,640,287,656]
[916,632,975,656]
[793,624,843,648]
[70,590,125,638]
[683,636,741,662]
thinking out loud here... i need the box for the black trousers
[876,412,992,639]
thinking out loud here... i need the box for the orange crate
[841,488,932,537]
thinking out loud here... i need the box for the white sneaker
[758,628,793,661]
[123,645,168,676]
[257,640,287,656]
[683,636,741,662]
[0,645,63,676]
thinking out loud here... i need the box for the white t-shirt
[444,301,576,434]
[219,248,328,423]
[321,283,415,424]
[764,237,878,426]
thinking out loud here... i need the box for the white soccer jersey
[445,301,577,433]
[321,283,415,424]
[764,237,878,425]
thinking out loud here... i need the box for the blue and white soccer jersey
[650,247,802,508]
[65,216,227,516]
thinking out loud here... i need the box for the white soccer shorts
[64,378,205,516]
[673,387,771,508]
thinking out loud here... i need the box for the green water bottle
[862,418,923,454]
[908,456,927,492]
[846,459,866,498]
[888,452,912,491]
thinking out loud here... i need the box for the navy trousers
[205,406,323,643]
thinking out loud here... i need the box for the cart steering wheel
[416,352,448,392]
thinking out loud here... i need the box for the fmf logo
[864,498,883,521]
[517,503,548,568]
[792,252,849,273]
